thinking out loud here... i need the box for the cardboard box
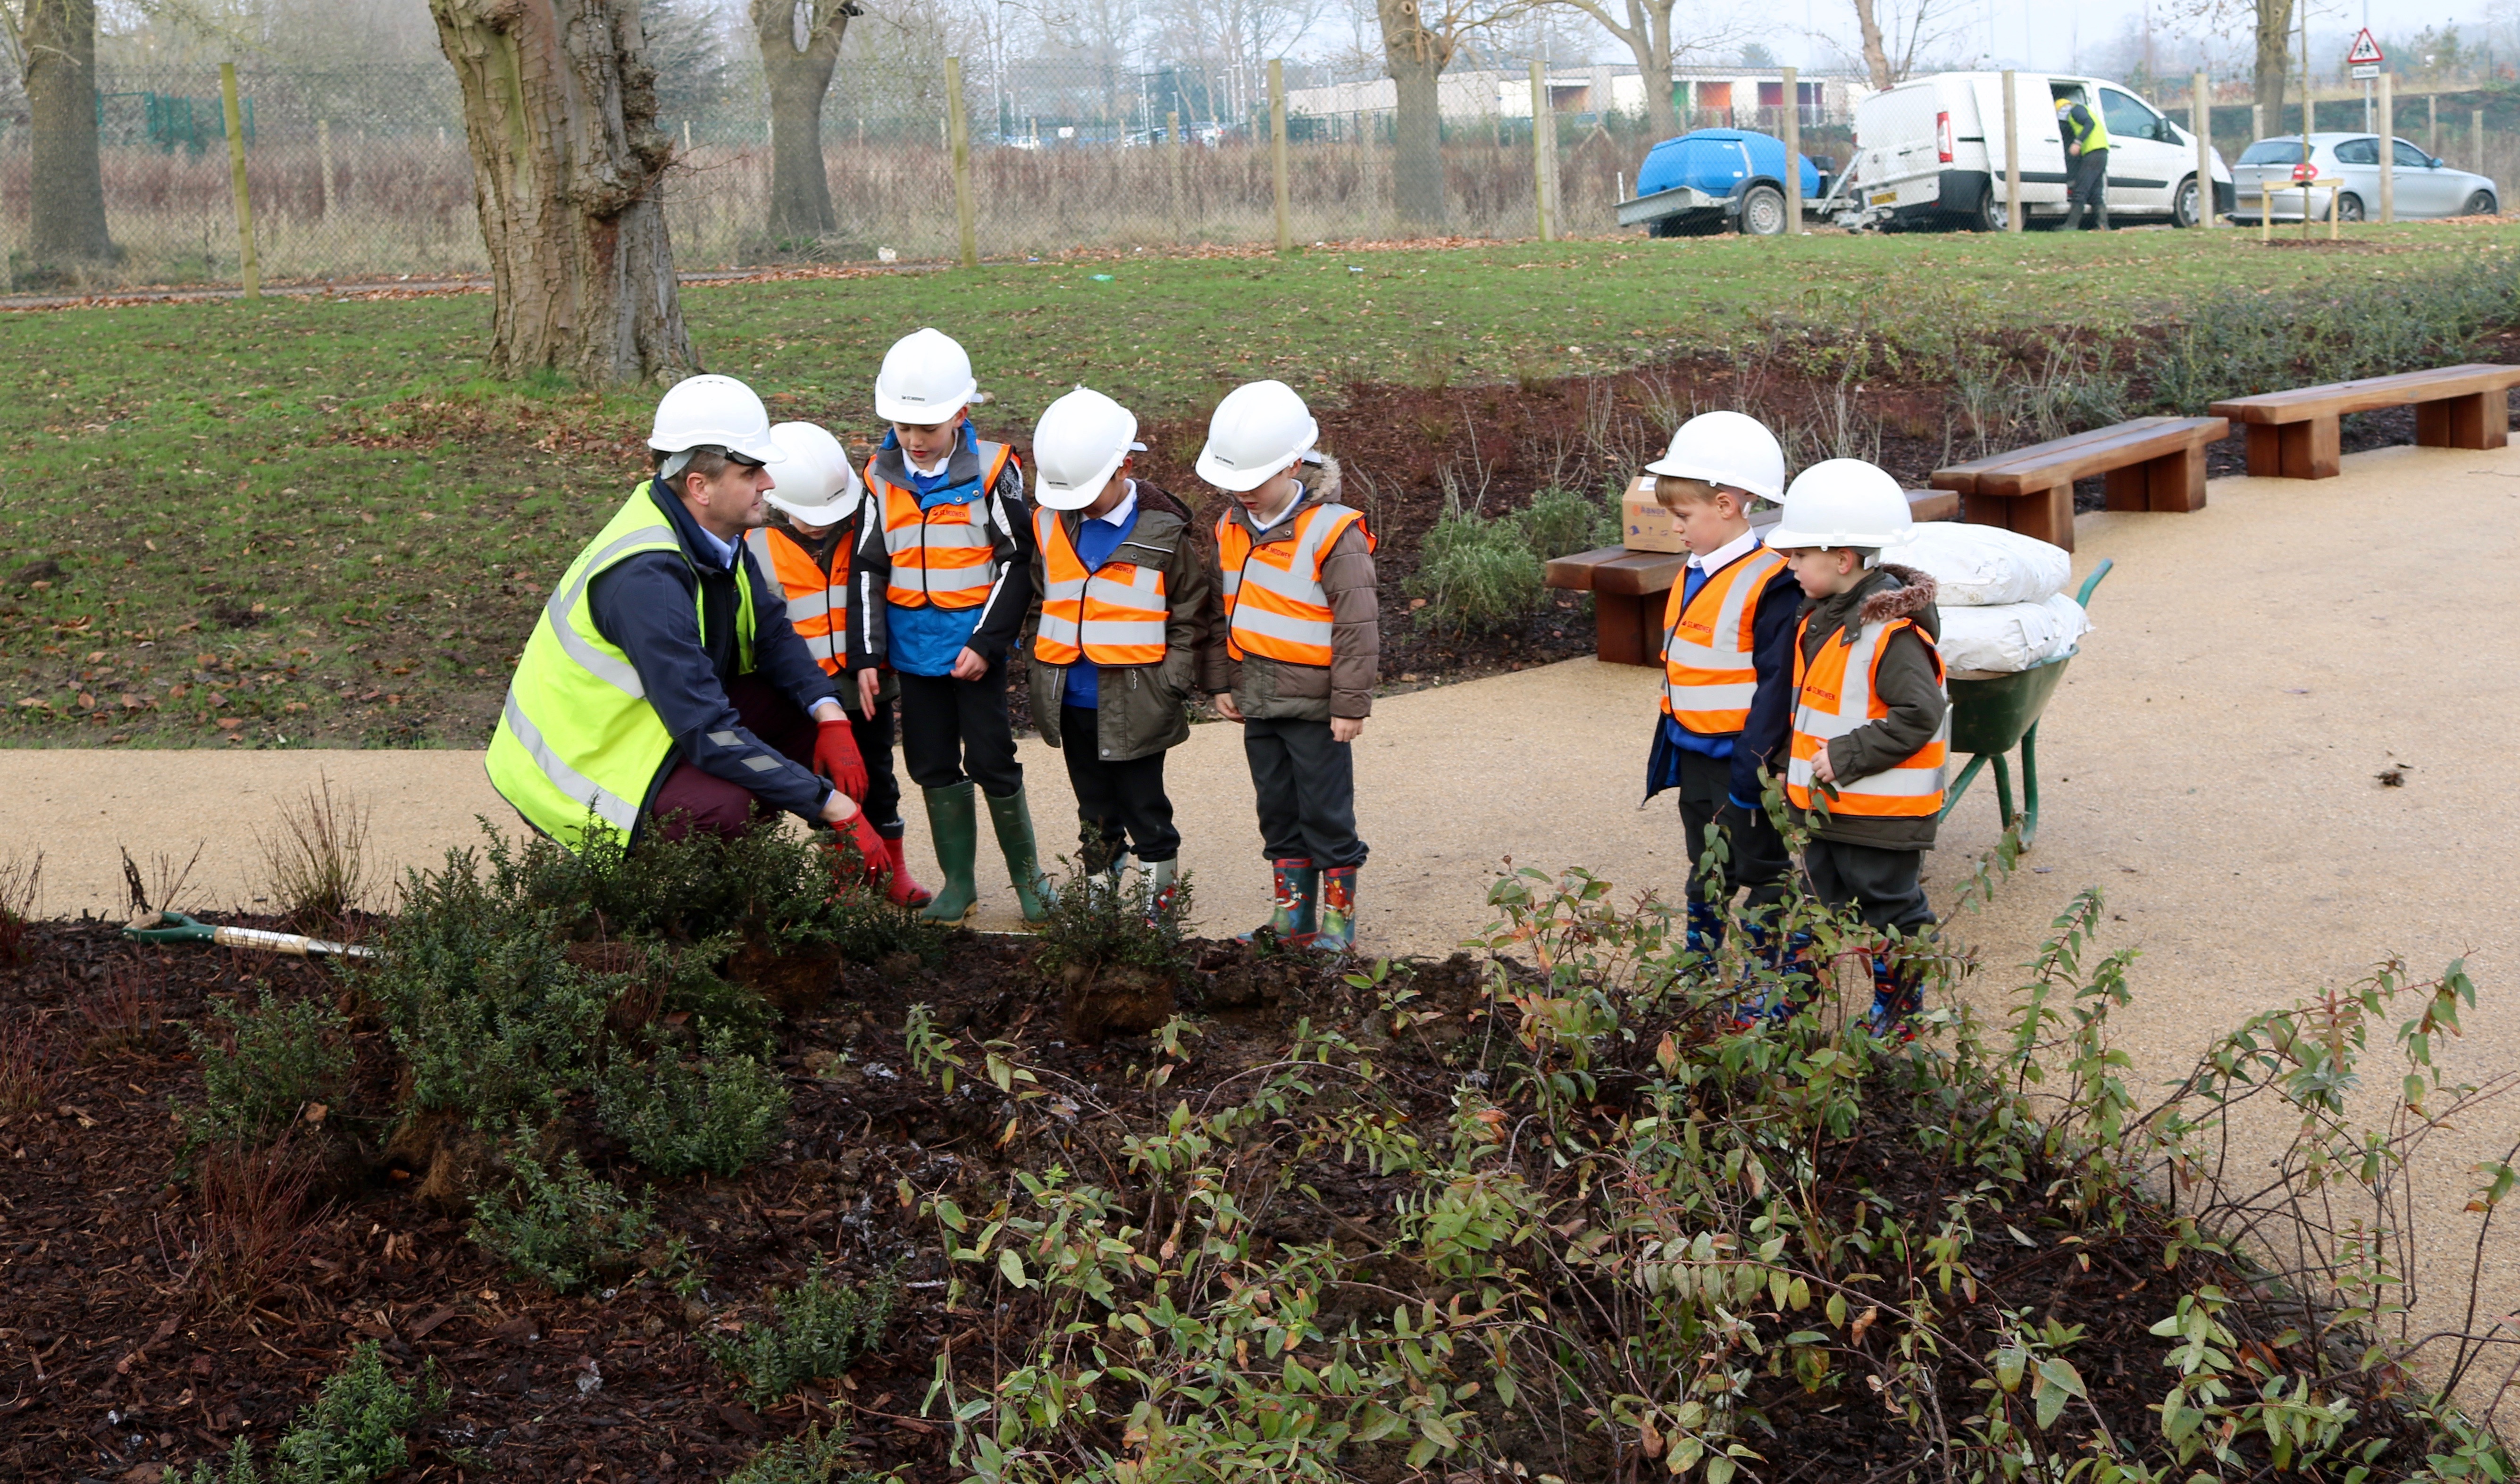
[1620,475,1686,553]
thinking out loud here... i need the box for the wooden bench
[2209,364,2520,481]
[1929,415,2228,552]
[1543,489,1957,667]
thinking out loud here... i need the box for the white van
[1834,72,2234,230]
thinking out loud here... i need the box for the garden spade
[121,910,373,961]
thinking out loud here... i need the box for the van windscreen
[2237,140,2307,164]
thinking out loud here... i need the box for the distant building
[1282,65,1871,131]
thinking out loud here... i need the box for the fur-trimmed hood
[1859,563,1940,637]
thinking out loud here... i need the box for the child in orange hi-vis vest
[1196,381,1378,954]
[1637,412,1801,978]
[1763,459,1950,1037]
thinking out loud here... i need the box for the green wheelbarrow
[1936,559,2113,850]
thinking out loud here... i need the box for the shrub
[1032,863,1196,981]
[77,966,169,1059]
[1518,484,1613,559]
[0,849,39,964]
[1408,495,1545,635]
[186,1340,440,1484]
[190,1138,327,1313]
[596,1025,791,1178]
[0,1020,55,1115]
[186,992,352,1146]
[2146,265,2520,415]
[468,1141,658,1295]
[710,1258,901,1405]
[723,1423,886,1484]
[258,774,371,934]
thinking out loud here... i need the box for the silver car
[2233,132,2500,223]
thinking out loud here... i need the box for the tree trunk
[1850,0,1893,91]
[24,0,118,264]
[1378,0,1450,227]
[428,0,695,385]
[750,0,850,241]
[2252,0,2292,133]
[1640,11,1677,141]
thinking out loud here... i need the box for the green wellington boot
[985,785,1055,925]
[918,783,981,924]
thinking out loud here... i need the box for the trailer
[1616,129,1831,237]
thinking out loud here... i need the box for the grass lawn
[5,223,2515,750]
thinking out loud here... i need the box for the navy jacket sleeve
[1728,568,1805,809]
[846,502,889,674]
[962,456,1037,666]
[587,552,832,821]
[740,543,843,717]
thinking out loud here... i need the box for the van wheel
[2172,175,2203,227]
[1969,183,2009,232]
[1736,184,1787,236]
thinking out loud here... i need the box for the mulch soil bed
[0,910,2439,1482]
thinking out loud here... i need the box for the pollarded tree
[750,0,860,241]
[1530,0,1738,141]
[1377,0,1461,226]
[428,0,696,384]
[2,0,119,265]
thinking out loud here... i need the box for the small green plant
[468,1140,658,1295]
[185,991,352,1146]
[1517,483,1612,559]
[596,1025,791,1178]
[1031,862,1196,981]
[1408,493,1545,634]
[186,1340,442,1484]
[710,1257,901,1405]
[721,1421,887,1484]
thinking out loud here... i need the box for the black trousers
[1674,751,1790,915]
[847,692,905,834]
[1060,705,1180,865]
[2063,148,2110,230]
[1243,716,1366,869]
[1802,837,1934,936]
[896,662,1023,797]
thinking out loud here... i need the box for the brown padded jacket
[1788,563,1949,853]
[1197,456,1380,722]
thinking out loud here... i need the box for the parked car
[1615,129,1827,237]
[2231,133,2499,223]
[1832,71,2233,231]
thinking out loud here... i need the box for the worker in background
[745,419,932,909]
[1765,460,1950,1038]
[847,328,1053,925]
[1023,386,1211,912]
[1199,380,1378,954]
[1637,411,1801,990]
[2056,95,2111,231]
[486,375,894,881]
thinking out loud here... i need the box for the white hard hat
[1195,380,1319,492]
[1764,459,1915,551]
[1642,410,1785,500]
[649,374,786,464]
[762,421,864,526]
[873,327,978,425]
[1032,386,1146,511]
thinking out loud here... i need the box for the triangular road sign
[2345,28,2385,65]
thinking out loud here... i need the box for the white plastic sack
[1936,593,2092,675]
[1878,522,2072,608]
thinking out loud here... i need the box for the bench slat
[1971,418,2229,495]
[1934,417,2177,481]
[2210,363,2520,424]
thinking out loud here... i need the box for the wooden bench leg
[1591,590,1659,667]
[2145,442,2210,513]
[2102,462,2149,513]
[2282,417,2340,479]
[1963,483,2075,551]
[2243,423,2286,477]
[2415,391,2509,451]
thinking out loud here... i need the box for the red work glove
[827,810,891,891]
[812,717,868,802]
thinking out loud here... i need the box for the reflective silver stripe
[741,754,782,773]
[786,590,833,621]
[544,524,675,699]
[502,690,641,834]
[744,527,776,569]
[707,730,742,746]
[1230,602,1332,648]
[1085,569,1163,608]
[807,632,837,662]
[1218,568,1242,596]
[1084,617,1166,649]
[1678,678,1758,711]
[1665,552,1781,714]
[914,561,996,592]
[1036,608,1082,649]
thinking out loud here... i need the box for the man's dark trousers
[2063,147,2110,230]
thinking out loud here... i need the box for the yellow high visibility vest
[1785,612,1949,819]
[485,482,758,851]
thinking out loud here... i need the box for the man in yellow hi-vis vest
[485,375,893,877]
[2056,95,2111,231]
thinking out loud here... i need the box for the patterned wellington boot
[1314,867,1359,954]
[1685,898,1727,959]
[1145,858,1181,921]
[1729,920,1788,1028]
[1240,859,1317,944]
[1865,953,1925,1041]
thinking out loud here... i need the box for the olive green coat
[1026,481,1214,763]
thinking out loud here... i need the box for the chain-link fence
[0,56,1863,289]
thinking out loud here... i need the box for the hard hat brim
[874,380,978,427]
[1640,453,1781,499]
[1763,522,1912,550]
[647,429,788,463]
[1034,442,1142,511]
[764,488,861,525]
[1196,443,1307,493]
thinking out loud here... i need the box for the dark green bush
[185,991,351,1146]
[596,1025,791,1178]
[710,1258,902,1405]
[1518,484,1614,559]
[1033,863,1196,980]
[186,1340,441,1484]
[468,1141,658,1294]
[723,1422,886,1484]
[1409,500,1546,634]
[2147,265,2520,414]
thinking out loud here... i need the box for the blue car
[1618,129,1829,237]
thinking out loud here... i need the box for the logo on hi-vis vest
[1803,682,1842,707]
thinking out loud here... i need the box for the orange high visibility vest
[875,441,1016,611]
[1661,546,1788,734]
[1785,611,1949,818]
[744,525,847,676]
[1032,506,1168,667]
[1216,501,1374,668]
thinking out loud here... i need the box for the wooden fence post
[1270,59,1290,254]
[1781,66,1801,234]
[1168,109,1185,240]
[945,56,978,268]
[1530,60,1553,242]
[317,117,335,218]
[219,63,260,299]
[2002,70,2023,231]
[2477,108,2487,172]
[2192,72,2213,226]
